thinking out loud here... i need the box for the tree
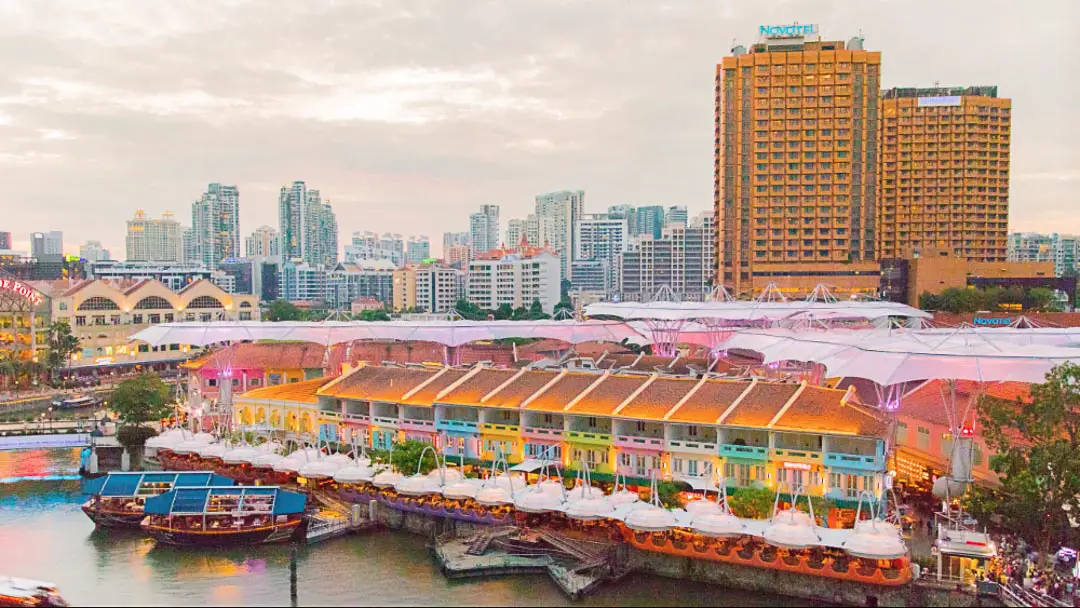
[494,303,515,320]
[553,297,573,319]
[454,299,486,321]
[357,308,391,322]
[655,481,685,509]
[978,362,1080,558]
[265,300,305,321]
[1028,287,1059,312]
[560,279,572,298]
[370,439,439,475]
[111,374,173,427]
[728,487,775,519]
[45,320,79,384]
[527,299,550,320]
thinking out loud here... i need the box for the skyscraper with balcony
[878,86,1011,262]
[127,210,183,263]
[191,183,240,268]
[245,225,280,259]
[716,28,881,296]
[406,235,431,264]
[469,205,500,254]
[278,181,336,266]
[535,190,584,281]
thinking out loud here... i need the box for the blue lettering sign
[973,317,1012,326]
[759,24,818,38]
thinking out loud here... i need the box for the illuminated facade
[235,364,888,501]
[0,275,49,365]
[716,29,880,296]
[878,87,1010,262]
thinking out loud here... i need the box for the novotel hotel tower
[715,25,882,296]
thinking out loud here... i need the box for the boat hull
[81,505,144,529]
[141,520,303,547]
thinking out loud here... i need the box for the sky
[0,0,1077,258]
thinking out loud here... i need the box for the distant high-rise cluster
[346,231,405,266]
[245,225,280,259]
[278,181,337,267]
[127,210,183,263]
[190,183,240,268]
[406,236,431,264]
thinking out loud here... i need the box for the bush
[117,425,158,450]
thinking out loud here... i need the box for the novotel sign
[0,279,44,306]
[973,317,1013,326]
[759,24,818,38]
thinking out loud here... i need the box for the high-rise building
[345,232,405,266]
[245,225,280,259]
[631,205,665,238]
[443,231,470,252]
[467,249,561,314]
[326,259,395,309]
[182,227,198,264]
[469,205,500,254]
[191,183,240,268]
[716,27,881,295]
[534,190,584,281]
[30,231,63,259]
[80,241,111,263]
[277,181,336,267]
[1007,233,1079,277]
[126,210,183,263]
[620,212,716,301]
[664,206,689,228]
[392,263,464,313]
[0,232,11,250]
[506,219,528,249]
[406,236,431,264]
[879,86,1011,262]
[445,245,472,270]
[279,259,328,302]
[575,214,628,293]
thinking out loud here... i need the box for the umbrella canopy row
[584,300,931,323]
[130,319,643,348]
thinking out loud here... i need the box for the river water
[0,449,807,607]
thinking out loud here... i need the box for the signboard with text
[0,278,44,306]
[759,24,819,39]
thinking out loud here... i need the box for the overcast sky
[1,0,1076,257]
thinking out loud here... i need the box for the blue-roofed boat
[140,486,307,546]
[81,471,235,528]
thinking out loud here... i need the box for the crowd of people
[988,535,1079,606]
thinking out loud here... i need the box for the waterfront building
[1007,232,1079,277]
[619,212,715,301]
[570,260,611,295]
[245,225,280,259]
[716,28,881,295]
[466,247,560,314]
[0,274,50,364]
[469,205,500,254]
[79,241,111,263]
[392,263,464,313]
[279,259,327,303]
[217,258,256,295]
[345,231,405,267]
[879,86,1011,263]
[190,183,240,268]
[406,236,431,264]
[535,191,584,281]
[326,260,395,309]
[45,277,257,373]
[126,210,183,263]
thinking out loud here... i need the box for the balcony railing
[522,427,564,441]
[825,452,879,470]
[318,411,342,421]
[342,413,370,424]
[401,417,435,431]
[615,435,665,450]
[565,430,612,445]
[719,444,769,460]
[665,438,718,454]
[481,423,520,435]
[772,447,823,462]
[436,419,478,433]
[371,415,399,427]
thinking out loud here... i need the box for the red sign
[0,279,43,306]
[782,462,812,471]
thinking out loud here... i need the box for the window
[134,296,172,310]
[188,296,224,309]
[77,297,120,311]
[249,378,261,387]
[92,315,106,326]
[543,414,553,425]
[636,421,647,433]
[109,315,121,325]
[587,416,597,428]
[58,302,68,311]
[132,314,144,325]
[207,378,218,387]
[688,425,699,437]
[148,314,160,324]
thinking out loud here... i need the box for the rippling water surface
[0,449,808,606]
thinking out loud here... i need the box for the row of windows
[66,295,244,312]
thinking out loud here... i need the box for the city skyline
[1,1,1074,258]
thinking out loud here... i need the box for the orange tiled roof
[566,374,647,416]
[481,370,559,409]
[722,382,801,427]
[523,372,600,412]
[399,368,470,406]
[616,376,700,421]
[666,379,753,424]
[772,385,886,436]
[436,369,519,407]
[319,365,437,402]
[238,377,331,404]
[183,342,329,371]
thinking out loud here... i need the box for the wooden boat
[141,486,307,547]
[81,471,234,528]
[0,577,68,607]
[51,394,98,410]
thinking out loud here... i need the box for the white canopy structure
[131,319,643,349]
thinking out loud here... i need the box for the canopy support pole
[642,319,684,358]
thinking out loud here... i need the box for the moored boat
[81,471,234,528]
[0,577,68,607]
[140,486,307,546]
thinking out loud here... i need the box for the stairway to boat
[465,526,516,556]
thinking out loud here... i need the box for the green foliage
[265,300,305,321]
[356,308,391,322]
[45,321,79,382]
[728,487,775,520]
[369,439,439,475]
[528,299,550,320]
[111,374,173,427]
[494,303,515,320]
[655,481,685,509]
[117,425,158,450]
[979,362,1080,554]
[619,338,645,355]
[919,285,1063,314]
[560,279,571,298]
[553,297,573,318]
[454,299,488,321]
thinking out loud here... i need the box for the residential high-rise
[0,232,11,250]
[30,231,63,259]
[467,249,561,314]
[506,219,528,249]
[1007,233,1079,277]
[575,214,628,293]
[279,259,328,302]
[631,205,665,238]
[191,183,240,268]
[469,205,500,254]
[126,210,183,262]
[326,259,395,309]
[80,241,111,263]
[278,181,337,267]
[182,227,198,264]
[620,212,716,301]
[443,231,470,252]
[664,206,689,228]
[245,225,280,259]
[445,245,472,270]
[393,263,464,313]
[345,232,405,266]
[716,27,881,295]
[534,190,584,281]
[879,86,1011,262]
[406,235,431,264]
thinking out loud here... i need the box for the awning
[674,475,717,491]
[509,459,546,473]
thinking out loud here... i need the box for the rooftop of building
[236,377,332,404]
[182,342,329,372]
[882,86,998,99]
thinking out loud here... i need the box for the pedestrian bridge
[0,432,93,451]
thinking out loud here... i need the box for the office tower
[607,205,636,230]
[345,232,405,266]
[245,225,280,259]
[575,214,628,292]
[534,190,584,281]
[632,205,665,238]
[716,27,880,295]
[279,259,328,302]
[126,210,183,262]
[80,241,111,263]
[406,235,431,264]
[1007,233,1079,277]
[621,212,716,300]
[30,231,63,259]
[664,206,689,228]
[191,183,240,268]
[469,205,500,254]
[0,232,10,250]
[467,250,561,314]
[879,86,1011,262]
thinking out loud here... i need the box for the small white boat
[0,576,68,607]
